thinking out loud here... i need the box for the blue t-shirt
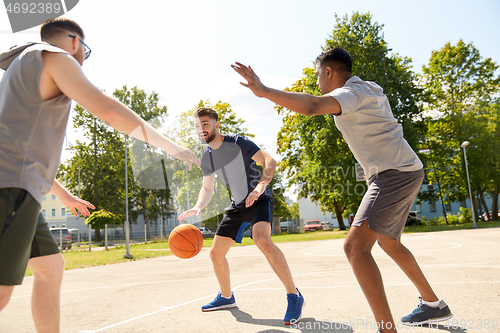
[200,134,272,208]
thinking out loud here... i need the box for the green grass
[403,220,500,233]
[25,221,499,277]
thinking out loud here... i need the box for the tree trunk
[472,193,480,222]
[333,200,346,230]
[491,185,499,221]
[479,192,489,220]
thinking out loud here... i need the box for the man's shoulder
[345,76,383,92]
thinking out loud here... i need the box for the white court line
[79,294,214,333]
[237,280,500,291]
[11,272,281,300]
[78,270,339,332]
[305,242,463,256]
[80,265,500,332]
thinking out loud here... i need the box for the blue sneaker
[201,292,237,312]
[401,297,453,325]
[284,289,305,325]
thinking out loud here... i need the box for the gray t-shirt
[329,76,422,180]
[0,42,72,205]
[200,134,272,208]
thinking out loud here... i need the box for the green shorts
[0,188,60,285]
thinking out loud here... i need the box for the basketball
[168,224,203,259]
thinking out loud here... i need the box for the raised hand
[231,62,268,98]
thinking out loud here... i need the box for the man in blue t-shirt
[178,107,305,325]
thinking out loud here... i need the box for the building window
[42,209,47,218]
[429,201,437,213]
[416,203,422,213]
[51,208,56,217]
[445,202,452,212]
[43,195,46,201]
[415,199,422,213]
[52,194,56,200]
[61,208,66,216]
[460,200,467,208]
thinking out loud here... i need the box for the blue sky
[1,0,499,199]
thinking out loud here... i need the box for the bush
[428,217,442,225]
[458,207,472,224]
[445,213,460,224]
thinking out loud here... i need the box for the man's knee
[209,246,226,262]
[253,235,273,252]
[343,237,356,259]
[30,253,65,281]
[0,286,15,311]
[344,236,373,260]
[377,237,400,255]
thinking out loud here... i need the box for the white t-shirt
[329,76,422,180]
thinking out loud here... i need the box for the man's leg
[377,235,438,302]
[0,285,14,311]
[28,253,65,333]
[252,221,296,294]
[343,221,396,333]
[209,235,235,298]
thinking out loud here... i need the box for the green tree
[289,201,300,219]
[113,86,174,236]
[420,40,500,220]
[62,104,126,241]
[277,12,423,229]
[86,209,122,229]
[268,171,291,219]
[62,86,174,240]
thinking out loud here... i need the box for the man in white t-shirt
[232,48,452,332]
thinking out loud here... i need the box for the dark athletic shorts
[0,188,60,285]
[216,196,274,243]
[352,168,424,240]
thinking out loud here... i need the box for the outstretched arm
[43,52,200,170]
[231,62,341,116]
[177,174,216,221]
[49,179,95,217]
[246,150,277,208]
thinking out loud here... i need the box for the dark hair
[316,47,352,73]
[194,107,219,122]
[41,18,85,41]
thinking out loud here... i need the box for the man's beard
[201,131,216,144]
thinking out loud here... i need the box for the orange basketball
[168,224,203,259]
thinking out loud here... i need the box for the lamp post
[124,135,133,259]
[65,147,81,247]
[461,141,478,228]
[77,150,81,247]
[186,164,190,224]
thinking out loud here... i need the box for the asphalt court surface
[1,227,499,332]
